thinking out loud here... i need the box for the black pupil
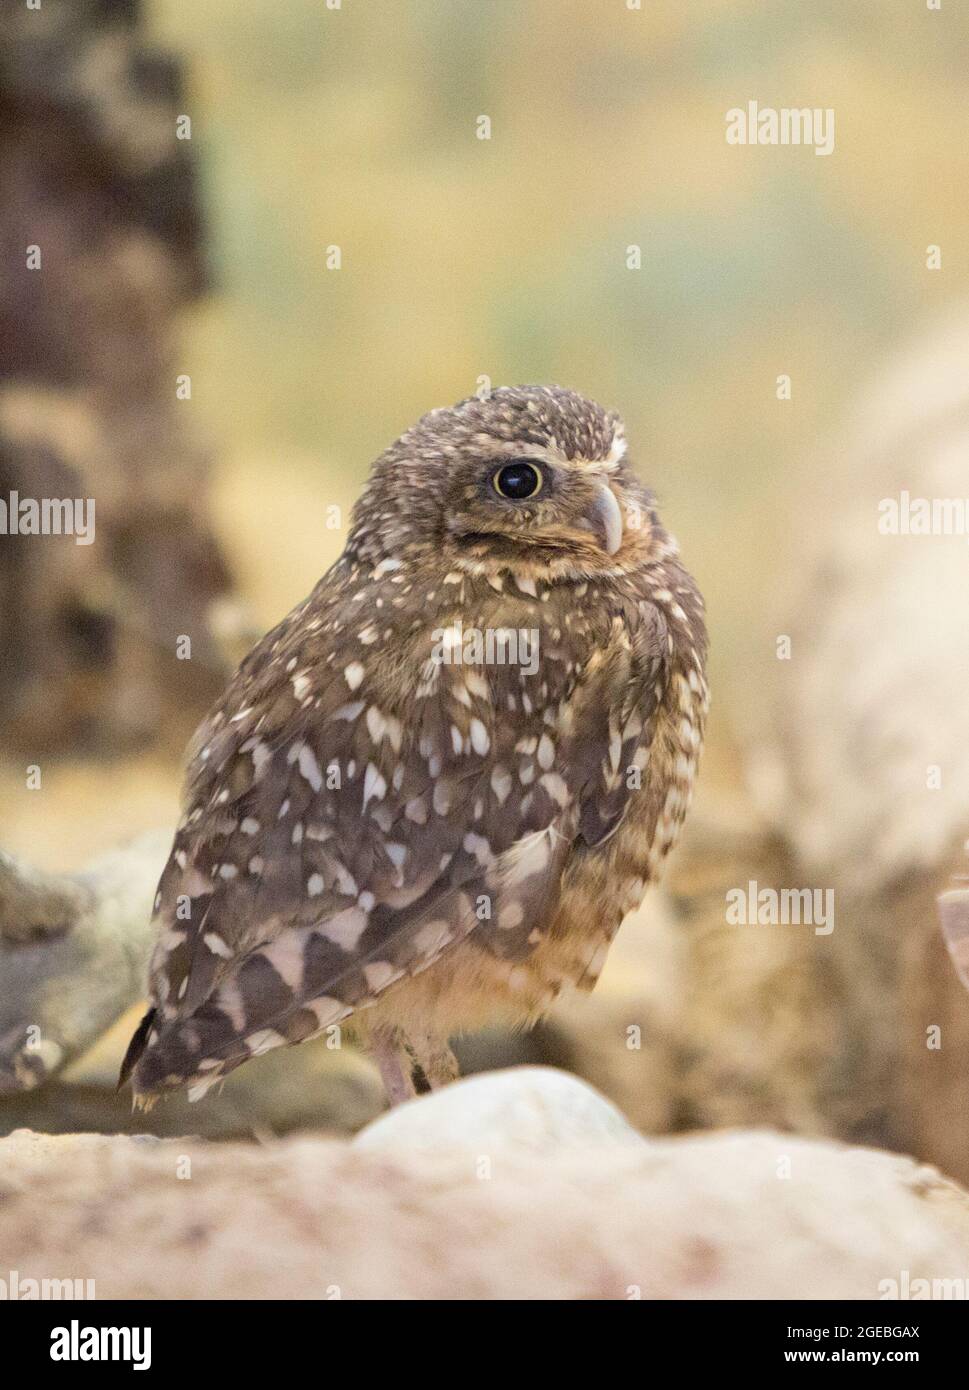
[497,462,539,499]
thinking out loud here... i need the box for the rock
[0,834,168,1093]
[2,1073,969,1299]
[354,1067,645,1155]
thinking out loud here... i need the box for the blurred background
[2,0,969,1179]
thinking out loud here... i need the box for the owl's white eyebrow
[471,435,623,472]
[471,435,549,460]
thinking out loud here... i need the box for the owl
[121,386,708,1107]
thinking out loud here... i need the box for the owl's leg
[406,1032,460,1091]
[369,1028,417,1106]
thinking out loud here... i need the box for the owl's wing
[125,576,668,1096]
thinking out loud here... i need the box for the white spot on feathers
[309,996,351,1027]
[363,961,403,992]
[413,919,452,956]
[363,763,387,807]
[321,908,368,951]
[372,557,402,578]
[462,832,494,866]
[241,738,272,780]
[490,766,512,803]
[465,671,489,700]
[540,772,570,807]
[298,744,323,792]
[216,978,247,1030]
[204,932,233,958]
[188,1076,222,1103]
[501,827,552,884]
[498,901,525,931]
[246,1028,287,1057]
[333,863,358,896]
[366,706,403,751]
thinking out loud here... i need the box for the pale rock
[354,1066,645,1155]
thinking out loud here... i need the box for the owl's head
[354,385,656,576]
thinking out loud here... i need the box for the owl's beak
[585,482,624,555]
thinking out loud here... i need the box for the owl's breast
[535,611,708,998]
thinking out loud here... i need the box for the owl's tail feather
[118,1003,248,1107]
[119,1005,169,1111]
[117,1006,155,1090]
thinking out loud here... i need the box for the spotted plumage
[121,386,708,1106]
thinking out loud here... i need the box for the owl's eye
[493,461,542,500]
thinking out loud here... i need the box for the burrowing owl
[122,386,708,1106]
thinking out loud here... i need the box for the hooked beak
[583,482,624,556]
